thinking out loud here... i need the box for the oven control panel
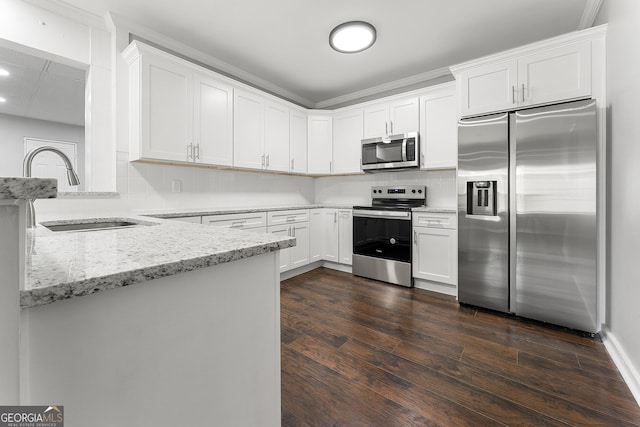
[371,185,426,200]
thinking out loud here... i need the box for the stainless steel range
[352,185,426,287]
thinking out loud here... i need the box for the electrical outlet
[171,179,182,193]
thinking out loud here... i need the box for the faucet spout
[23,146,81,228]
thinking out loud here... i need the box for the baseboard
[321,262,352,274]
[601,328,640,406]
[280,261,324,281]
[414,278,457,297]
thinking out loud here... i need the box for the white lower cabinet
[338,210,353,265]
[314,208,352,265]
[309,209,324,262]
[268,209,310,273]
[412,212,457,292]
[202,212,267,233]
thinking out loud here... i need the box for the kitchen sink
[42,219,155,232]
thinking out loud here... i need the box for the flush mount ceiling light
[0,97,6,103]
[0,69,9,76]
[329,21,377,54]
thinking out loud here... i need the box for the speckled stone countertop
[21,217,295,309]
[412,207,457,214]
[0,177,57,200]
[142,204,355,219]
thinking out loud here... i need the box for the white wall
[0,113,85,190]
[596,0,640,402]
[315,169,456,207]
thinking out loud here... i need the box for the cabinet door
[264,100,290,172]
[458,60,518,117]
[307,115,333,174]
[309,209,323,262]
[233,90,264,169]
[363,103,389,138]
[420,85,457,169]
[322,209,339,262]
[268,225,291,272]
[290,223,310,269]
[193,73,233,166]
[389,97,419,135]
[333,108,363,174]
[413,227,457,285]
[141,54,193,162]
[518,41,591,107]
[338,210,353,265]
[289,109,307,173]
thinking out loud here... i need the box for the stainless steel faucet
[23,146,80,228]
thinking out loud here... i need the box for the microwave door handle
[402,138,408,162]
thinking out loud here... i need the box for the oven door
[352,210,412,263]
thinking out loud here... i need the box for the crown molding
[578,0,604,30]
[109,12,315,108]
[23,0,107,29]
[314,67,451,109]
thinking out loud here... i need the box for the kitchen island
[14,209,293,426]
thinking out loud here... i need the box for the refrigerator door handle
[509,113,517,313]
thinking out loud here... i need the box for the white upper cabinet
[452,32,598,117]
[517,41,591,108]
[125,42,234,166]
[419,83,457,169]
[307,114,333,174]
[130,47,193,163]
[264,100,290,172]
[289,109,307,174]
[193,72,233,166]
[456,60,517,118]
[332,108,363,174]
[364,97,419,138]
[233,89,265,169]
[234,91,290,172]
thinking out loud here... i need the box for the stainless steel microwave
[361,132,419,172]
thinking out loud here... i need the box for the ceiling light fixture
[0,97,6,103]
[329,21,377,54]
[0,69,9,77]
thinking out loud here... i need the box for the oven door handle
[353,209,412,220]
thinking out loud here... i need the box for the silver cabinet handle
[390,120,393,134]
[292,227,296,237]
[329,161,332,173]
[334,212,337,223]
[385,121,388,136]
[414,230,417,245]
[266,154,270,168]
[261,154,265,167]
[187,143,193,161]
[291,158,294,170]
[195,144,200,160]
[521,83,525,102]
[512,86,516,104]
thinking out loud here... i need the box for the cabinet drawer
[202,212,267,230]
[413,212,457,229]
[169,216,202,224]
[267,209,310,225]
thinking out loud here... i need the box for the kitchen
[0,0,639,425]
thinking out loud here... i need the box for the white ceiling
[0,45,85,126]
[63,0,601,108]
[6,0,602,116]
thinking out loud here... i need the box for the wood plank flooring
[281,267,640,426]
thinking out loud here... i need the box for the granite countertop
[141,204,355,219]
[412,207,457,214]
[0,177,57,200]
[22,216,295,309]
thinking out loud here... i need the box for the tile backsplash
[36,151,455,220]
[315,169,456,207]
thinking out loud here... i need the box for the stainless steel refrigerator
[457,99,597,333]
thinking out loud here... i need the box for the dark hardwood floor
[281,267,640,426]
